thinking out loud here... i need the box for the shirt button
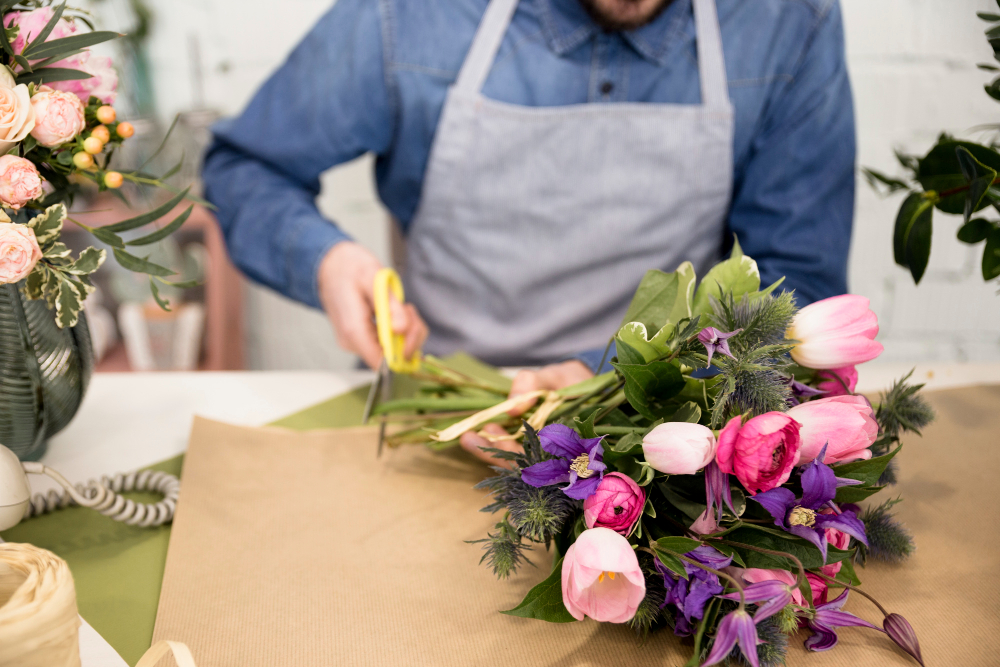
[600,81,614,95]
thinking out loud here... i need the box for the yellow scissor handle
[373,268,421,374]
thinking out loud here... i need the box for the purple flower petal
[815,509,869,547]
[537,424,586,458]
[884,613,925,666]
[800,455,837,510]
[753,487,797,527]
[562,473,603,500]
[520,459,570,488]
[683,578,722,623]
[735,610,763,667]
[703,609,757,667]
[834,475,864,487]
[820,588,849,611]
[804,620,840,651]
[687,545,733,570]
[815,610,881,632]
[789,524,828,562]
[753,590,793,624]
[720,580,789,603]
[585,437,606,462]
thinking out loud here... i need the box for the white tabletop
[24,363,1000,666]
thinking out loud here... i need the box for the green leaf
[614,456,655,486]
[983,227,1000,280]
[725,526,852,571]
[64,246,106,275]
[620,269,680,331]
[656,536,703,554]
[14,67,91,86]
[610,431,644,454]
[149,278,172,312]
[612,360,685,420]
[904,202,933,284]
[691,237,760,317]
[22,266,45,299]
[126,205,193,246]
[669,261,696,323]
[112,248,175,277]
[708,542,746,568]
[956,147,998,223]
[669,401,701,423]
[958,218,994,244]
[22,1,66,55]
[501,557,577,623]
[0,22,13,58]
[658,482,706,521]
[892,192,932,268]
[832,445,901,486]
[862,168,910,194]
[54,277,81,329]
[917,141,1000,214]
[834,484,885,504]
[978,11,1000,20]
[91,226,124,249]
[27,203,65,247]
[615,321,672,364]
[104,188,190,234]
[23,31,119,60]
[835,557,862,587]
[653,549,688,580]
[43,241,71,259]
[573,411,598,439]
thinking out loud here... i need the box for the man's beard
[576,0,675,32]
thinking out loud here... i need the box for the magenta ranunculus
[0,155,41,209]
[815,365,858,397]
[583,472,645,535]
[561,527,645,623]
[716,412,801,495]
[0,221,41,283]
[787,395,877,465]
[788,294,883,370]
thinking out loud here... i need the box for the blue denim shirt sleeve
[202,0,394,308]
[727,2,854,306]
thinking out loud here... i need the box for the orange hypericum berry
[90,125,111,144]
[72,152,94,170]
[83,137,104,154]
[116,122,134,139]
[104,171,123,189]
[95,105,116,124]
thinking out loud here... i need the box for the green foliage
[691,238,760,317]
[858,498,915,565]
[875,370,936,444]
[711,291,798,350]
[469,519,533,580]
[612,359,686,420]
[620,263,695,333]
[725,525,853,571]
[501,557,577,623]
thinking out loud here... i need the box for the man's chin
[577,0,674,32]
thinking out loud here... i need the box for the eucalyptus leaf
[501,557,577,623]
[149,278,172,312]
[15,67,91,86]
[23,31,119,60]
[22,1,66,55]
[112,248,176,277]
[104,188,190,233]
[91,226,124,249]
[126,205,193,246]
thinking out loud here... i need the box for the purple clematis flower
[698,327,742,367]
[884,613,925,666]
[704,460,737,522]
[753,445,868,562]
[520,424,606,500]
[703,608,761,667]
[656,546,732,636]
[805,589,881,651]
[719,579,797,624]
[785,375,826,406]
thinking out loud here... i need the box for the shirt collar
[538,0,691,66]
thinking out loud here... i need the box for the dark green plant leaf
[149,278,172,312]
[112,248,175,277]
[978,11,1000,20]
[23,1,66,54]
[612,360,685,420]
[904,203,933,283]
[670,401,701,423]
[91,226,124,249]
[862,168,910,194]
[834,484,884,504]
[656,536,703,553]
[983,227,1000,280]
[892,192,932,269]
[832,446,901,486]
[958,218,994,243]
[104,188,191,233]
[956,147,998,223]
[610,431,644,454]
[126,205,193,246]
[23,31,119,60]
[15,67,92,85]
[501,557,577,623]
[918,141,1000,214]
[725,526,852,571]
[707,542,746,568]
[653,549,689,580]
[836,557,862,587]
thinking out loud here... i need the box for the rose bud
[787,395,877,464]
[83,136,103,154]
[716,412,801,495]
[96,105,116,124]
[72,151,94,170]
[642,422,717,475]
[788,294,883,370]
[90,124,111,144]
[0,155,42,210]
[583,472,645,535]
[104,171,123,189]
[0,221,42,283]
[561,528,645,623]
[29,87,85,148]
[116,121,134,139]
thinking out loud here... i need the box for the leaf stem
[937,175,1000,200]
[812,571,889,617]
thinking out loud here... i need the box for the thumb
[388,292,409,334]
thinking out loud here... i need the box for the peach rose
[30,86,85,147]
[0,155,42,209]
[0,68,34,154]
[0,221,42,283]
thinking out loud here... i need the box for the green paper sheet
[0,353,508,665]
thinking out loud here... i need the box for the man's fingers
[460,423,519,469]
[402,304,428,359]
[388,293,409,333]
[507,370,541,417]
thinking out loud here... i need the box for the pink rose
[0,155,41,209]
[4,8,76,56]
[787,395,877,465]
[818,511,851,579]
[561,527,646,623]
[583,472,645,535]
[805,572,828,606]
[642,422,717,475]
[0,221,41,283]
[30,87,85,147]
[716,412,801,495]
[788,295,883,369]
[815,365,858,397]
[49,52,118,105]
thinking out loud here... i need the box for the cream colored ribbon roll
[0,543,197,667]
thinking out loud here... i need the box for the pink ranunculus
[642,422,717,475]
[0,155,41,209]
[0,221,41,283]
[787,395,877,465]
[561,527,645,623]
[49,51,117,105]
[743,568,805,606]
[815,365,858,397]
[716,412,801,495]
[583,472,645,535]
[689,508,720,535]
[4,8,77,56]
[30,86,85,147]
[818,511,852,579]
[788,295,883,370]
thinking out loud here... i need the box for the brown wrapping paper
[153,386,1000,665]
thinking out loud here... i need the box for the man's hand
[460,360,594,467]
[317,241,428,369]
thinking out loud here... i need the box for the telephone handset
[0,443,179,532]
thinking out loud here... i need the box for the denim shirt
[203,0,856,368]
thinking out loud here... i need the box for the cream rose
[0,222,42,284]
[0,66,35,153]
[30,87,85,148]
[0,155,42,209]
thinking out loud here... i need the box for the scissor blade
[362,360,387,425]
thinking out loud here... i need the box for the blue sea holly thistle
[753,446,868,561]
[520,424,606,499]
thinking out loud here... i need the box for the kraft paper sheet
[153,386,1000,666]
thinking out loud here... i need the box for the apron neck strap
[457,0,730,109]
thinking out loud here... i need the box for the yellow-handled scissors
[362,268,421,456]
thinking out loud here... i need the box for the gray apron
[405,0,734,366]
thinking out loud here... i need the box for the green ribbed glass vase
[0,282,93,461]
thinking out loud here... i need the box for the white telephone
[0,443,179,532]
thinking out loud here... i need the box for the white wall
[123,0,1000,369]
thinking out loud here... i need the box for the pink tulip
[788,295,883,370]
[642,422,717,475]
[815,365,857,397]
[583,473,645,535]
[561,527,645,623]
[787,395,877,465]
[716,412,801,495]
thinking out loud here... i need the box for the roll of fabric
[0,543,81,667]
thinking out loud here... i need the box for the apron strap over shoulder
[454,0,520,95]
[693,0,730,110]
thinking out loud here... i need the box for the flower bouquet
[376,242,932,667]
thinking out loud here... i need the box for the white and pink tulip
[788,295,883,370]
